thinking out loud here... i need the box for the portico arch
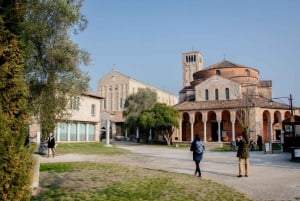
[263,110,271,142]
[221,110,231,142]
[272,111,282,141]
[207,111,218,141]
[235,110,244,137]
[194,112,204,140]
[182,112,191,141]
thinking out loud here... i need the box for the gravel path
[40,142,300,201]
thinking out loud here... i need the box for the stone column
[189,112,195,141]
[202,112,207,142]
[231,111,236,140]
[67,123,71,142]
[216,111,222,142]
[105,120,111,146]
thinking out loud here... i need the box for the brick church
[173,51,297,145]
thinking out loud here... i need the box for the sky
[72,0,300,106]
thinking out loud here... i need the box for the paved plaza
[40,141,300,201]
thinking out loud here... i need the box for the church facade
[173,51,298,145]
[97,69,178,138]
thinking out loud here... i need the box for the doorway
[211,122,219,141]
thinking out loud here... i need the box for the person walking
[190,134,205,177]
[236,131,250,177]
[47,133,56,158]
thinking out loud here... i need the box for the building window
[225,88,230,100]
[215,89,219,100]
[216,70,221,75]
[91,104,96,116]
[205,89,209,100]
[120,98,123,109]
[70,96,80,110]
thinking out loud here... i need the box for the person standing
[190,134,205,177]
[236,131,250,177]
[47,133,56,158]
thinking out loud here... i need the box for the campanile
[182,51,203,87]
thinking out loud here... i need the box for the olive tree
[24,0,90,140]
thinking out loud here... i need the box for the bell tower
[182,51,203,87]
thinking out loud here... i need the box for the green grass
[55,142,129,155]
[32,162,253,201]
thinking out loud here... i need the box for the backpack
[196,141,204,154]
[191,141,204,154]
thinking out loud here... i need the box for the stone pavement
[113,141,300,201]
[40,141,300,201]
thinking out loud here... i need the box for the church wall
[195,76,241,101]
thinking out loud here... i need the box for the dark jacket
[237,138,249,159]
[190,140,205,161]
[47,136,55,148]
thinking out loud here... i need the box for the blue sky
[73,0,300,106]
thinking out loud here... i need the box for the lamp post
[268,94,293,117]
[101,112,112,147]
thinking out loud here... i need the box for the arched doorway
[207,111,217,141]
[221,110,231,142]
[263,110,271,142]
[194,112,204,140]
[273,111,282,142]
[235,110,244,137]
[182,112,191,141]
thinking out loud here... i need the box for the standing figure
[236,131,250,177]
[257,134,263,151]
[47,133,56,158]
[190,134,205,177]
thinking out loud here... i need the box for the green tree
[139,103,180,145]
[123,88,157,135]
[23,0,90,140]
[0,0,34,200]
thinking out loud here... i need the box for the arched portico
[181,112,191,141]
[221,110,232,142]
[263,110,271,142]
[194,112,204,141]
[207,111,218,141]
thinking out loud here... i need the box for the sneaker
[237,175,242,177]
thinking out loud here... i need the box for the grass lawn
[55,142,129,155]
[32,162,252,201]
[31,143,253,201]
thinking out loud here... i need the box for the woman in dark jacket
[236,131,250,177]
[190,134,205,177]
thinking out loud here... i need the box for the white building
[29,92,103,142]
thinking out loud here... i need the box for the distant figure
[257,135,263,151]
[47,133,56,158]
[236,131,250,177]
[190,134,205,177]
